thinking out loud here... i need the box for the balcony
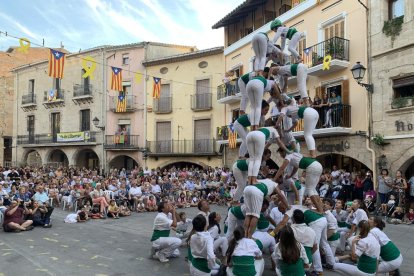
[21,94,37,111]
[191,93,212,111]
[73,84,93,104]
[217,79,241,104]
[104,135,140,150]
[153,97,172,114]
[216,125,243,145]
[146,139,219,157]
[109,95,137,113]
[292,105,352,138]
[17,131,97,146]
[43,89,65,109]
[303,37,350,77]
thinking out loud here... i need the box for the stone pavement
[0,206,413,276]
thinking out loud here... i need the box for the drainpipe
[14,73,19,166]
[144,68,148,168]
[101,47,107,174]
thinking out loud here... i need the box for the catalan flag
[152,77,161,99]
[116,92,127,112]
[111,67,123,91]
[48,49,65,79]
[228,124,238,149]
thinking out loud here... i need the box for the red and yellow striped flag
[111,67,123,91]
[152,77,161,99]
[228,125,238,149]
[48,49,65,79]
[116,92,127,112]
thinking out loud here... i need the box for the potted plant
[372,134,389,146]
[325,37,345,60]
[391,97,408,109]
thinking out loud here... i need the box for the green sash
[237,114,251,127]
[253,76,267,87]
[255,239,264,251]
[279,258,305,276]
[304,246,313,264]
[254,183,268,197]
[150,229,170,241]
[192,257,211,273]
[299,157,316,169]
[290,64,298,76]
[257,213,269,230]
[328,232,340,241]
[188,247,194,262]
[232,256,256,276]
[295,180,302,190]
[297,106,307,119]
[231,206,245,220]
[380,241,400,261]
[357,254,377,274]
[224,224,228,234]
[241,73,250,84]
[286,28,298,40]
[258,128,270,140]
[338,221,347,228]
[236,159,248,171]
[304,210,323,225]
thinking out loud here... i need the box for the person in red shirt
[3,199,33,232]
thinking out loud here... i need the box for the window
[80,109,90,131]
[81,69,90,91]
[156,121,171,153]
[122,54,129,65]
[232,109,240,122]
[53,78,61,91]
[389,0,404,19]
[324,20,344,39]
[27,115,35,143]
[194,119,211,153]
[28,79,35,94]
[393,76,414,98]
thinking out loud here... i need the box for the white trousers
[238,77,249,112]
[288,32,305,62]
[252,33,268,71]
[225,211,244,240]
[233,120,248,158]
[303,107,319,151]
[338,228,350,251]
[377,254,403,274]
[309,217,335,272]
[246,79,264,126]
[328,238,340,256]
[333,262,376,276]
[152,237,182,258]
[297,64,308,99]
[232,161,248,202]
[305,161,322,197]
[246,131,266,177]
[244,185,264,218]
[227,258,265,276]
[214,236,229,257]
[299,184,305,204]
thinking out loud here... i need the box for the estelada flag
[116,91,127,112]
[111,67,123,91]
[152,77,161,99]
[228,124,238,149]
[48,49,66,79]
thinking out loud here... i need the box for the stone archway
[108,155,138,172]
[390,144,414,177]
[316,153,370,172]
[160,161,204,171]
[73,148,99,169]
[22,149,42,166]
[397,156,414,179]
[45,149,69,167]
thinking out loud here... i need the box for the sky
[0,0,244,52]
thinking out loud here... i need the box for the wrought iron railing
[17,132,97,145]
[22,94,36,105]
[43,89,65,102]
[153,97,172,113]
[217,79,239,100]
[109,95,137,112]
[104,135,140,149]
[73,84,93,97]
[302,36,350,68]
[146,139,217,154]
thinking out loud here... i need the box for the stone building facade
[370,0,414,178]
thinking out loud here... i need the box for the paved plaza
[1,206,413,276]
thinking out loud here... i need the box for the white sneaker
[156,251,169,263]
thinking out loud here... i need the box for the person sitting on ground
[404,208,414,224]
[32,185,53,228]
[107,199,120,219]
[29,200,52,228]
[177,192,188,209]
[390,207,404,224]
[119,201,131,217]
[3,199,34,232]
[136,198,146,212]
[146,195,157,212]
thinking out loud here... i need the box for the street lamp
[92,116,105,131]
[351,62,374,93]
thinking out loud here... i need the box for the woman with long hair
[393,170,408,211]
[226,226,264,276]
[369,216,402,275]
[207,212,228,265]
[345,199,369,242]
[334,220,380,275]
[271,225,309,276]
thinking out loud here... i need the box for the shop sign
[395,120,414,132]
[317,141,349,152]
[57,131,90,142]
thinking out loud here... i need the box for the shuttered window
[156,122,171,153]
[80,109,90,131]
[194,119,211,153]
[324,20,345,39]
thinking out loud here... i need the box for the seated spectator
[90,184,109,218]
[107,199,120,219]
[146,195,157,212]
[176,192,188,208]
[3,199,33,232]
[119,202,131,217]
[390,207,404,224]
[136,198,146,213]
[32,185,54,227]
[29,200,52,228]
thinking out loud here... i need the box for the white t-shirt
[270,207,285,226]
[324,210,338,231]
[190,231,216,267]
[291,223,317,248]
[151,184,161,194]
[272,242,309,265]
[232,238,262,257]
[284,152,303,169]
[352,209,368,226]
[208,225,221,240]
[129,186,142,197]
[369,227,391,247]
[355,233,381,259]
[252,230,276,254]
[153,212,172,231]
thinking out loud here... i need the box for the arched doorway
[317,153,369,172]
[161,161,204,171]
[47,149,69,167]
[75,149,99,169]
[108,155,138,172]
[399,156,414,179]
[24,150,42,166]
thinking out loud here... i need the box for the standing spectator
[353,171,364,200]
[377,169,393,213]
[323,91,342,127]
[408,174,414,209]
[362,170,374,198]
[392,170,407,211]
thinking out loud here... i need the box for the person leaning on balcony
[222,71,234,96]
[323,91,342,127]
[238,68,270,115]
[271,63,310,106]
[270,19,305,64]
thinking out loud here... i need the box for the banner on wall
[57,131,90,142]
